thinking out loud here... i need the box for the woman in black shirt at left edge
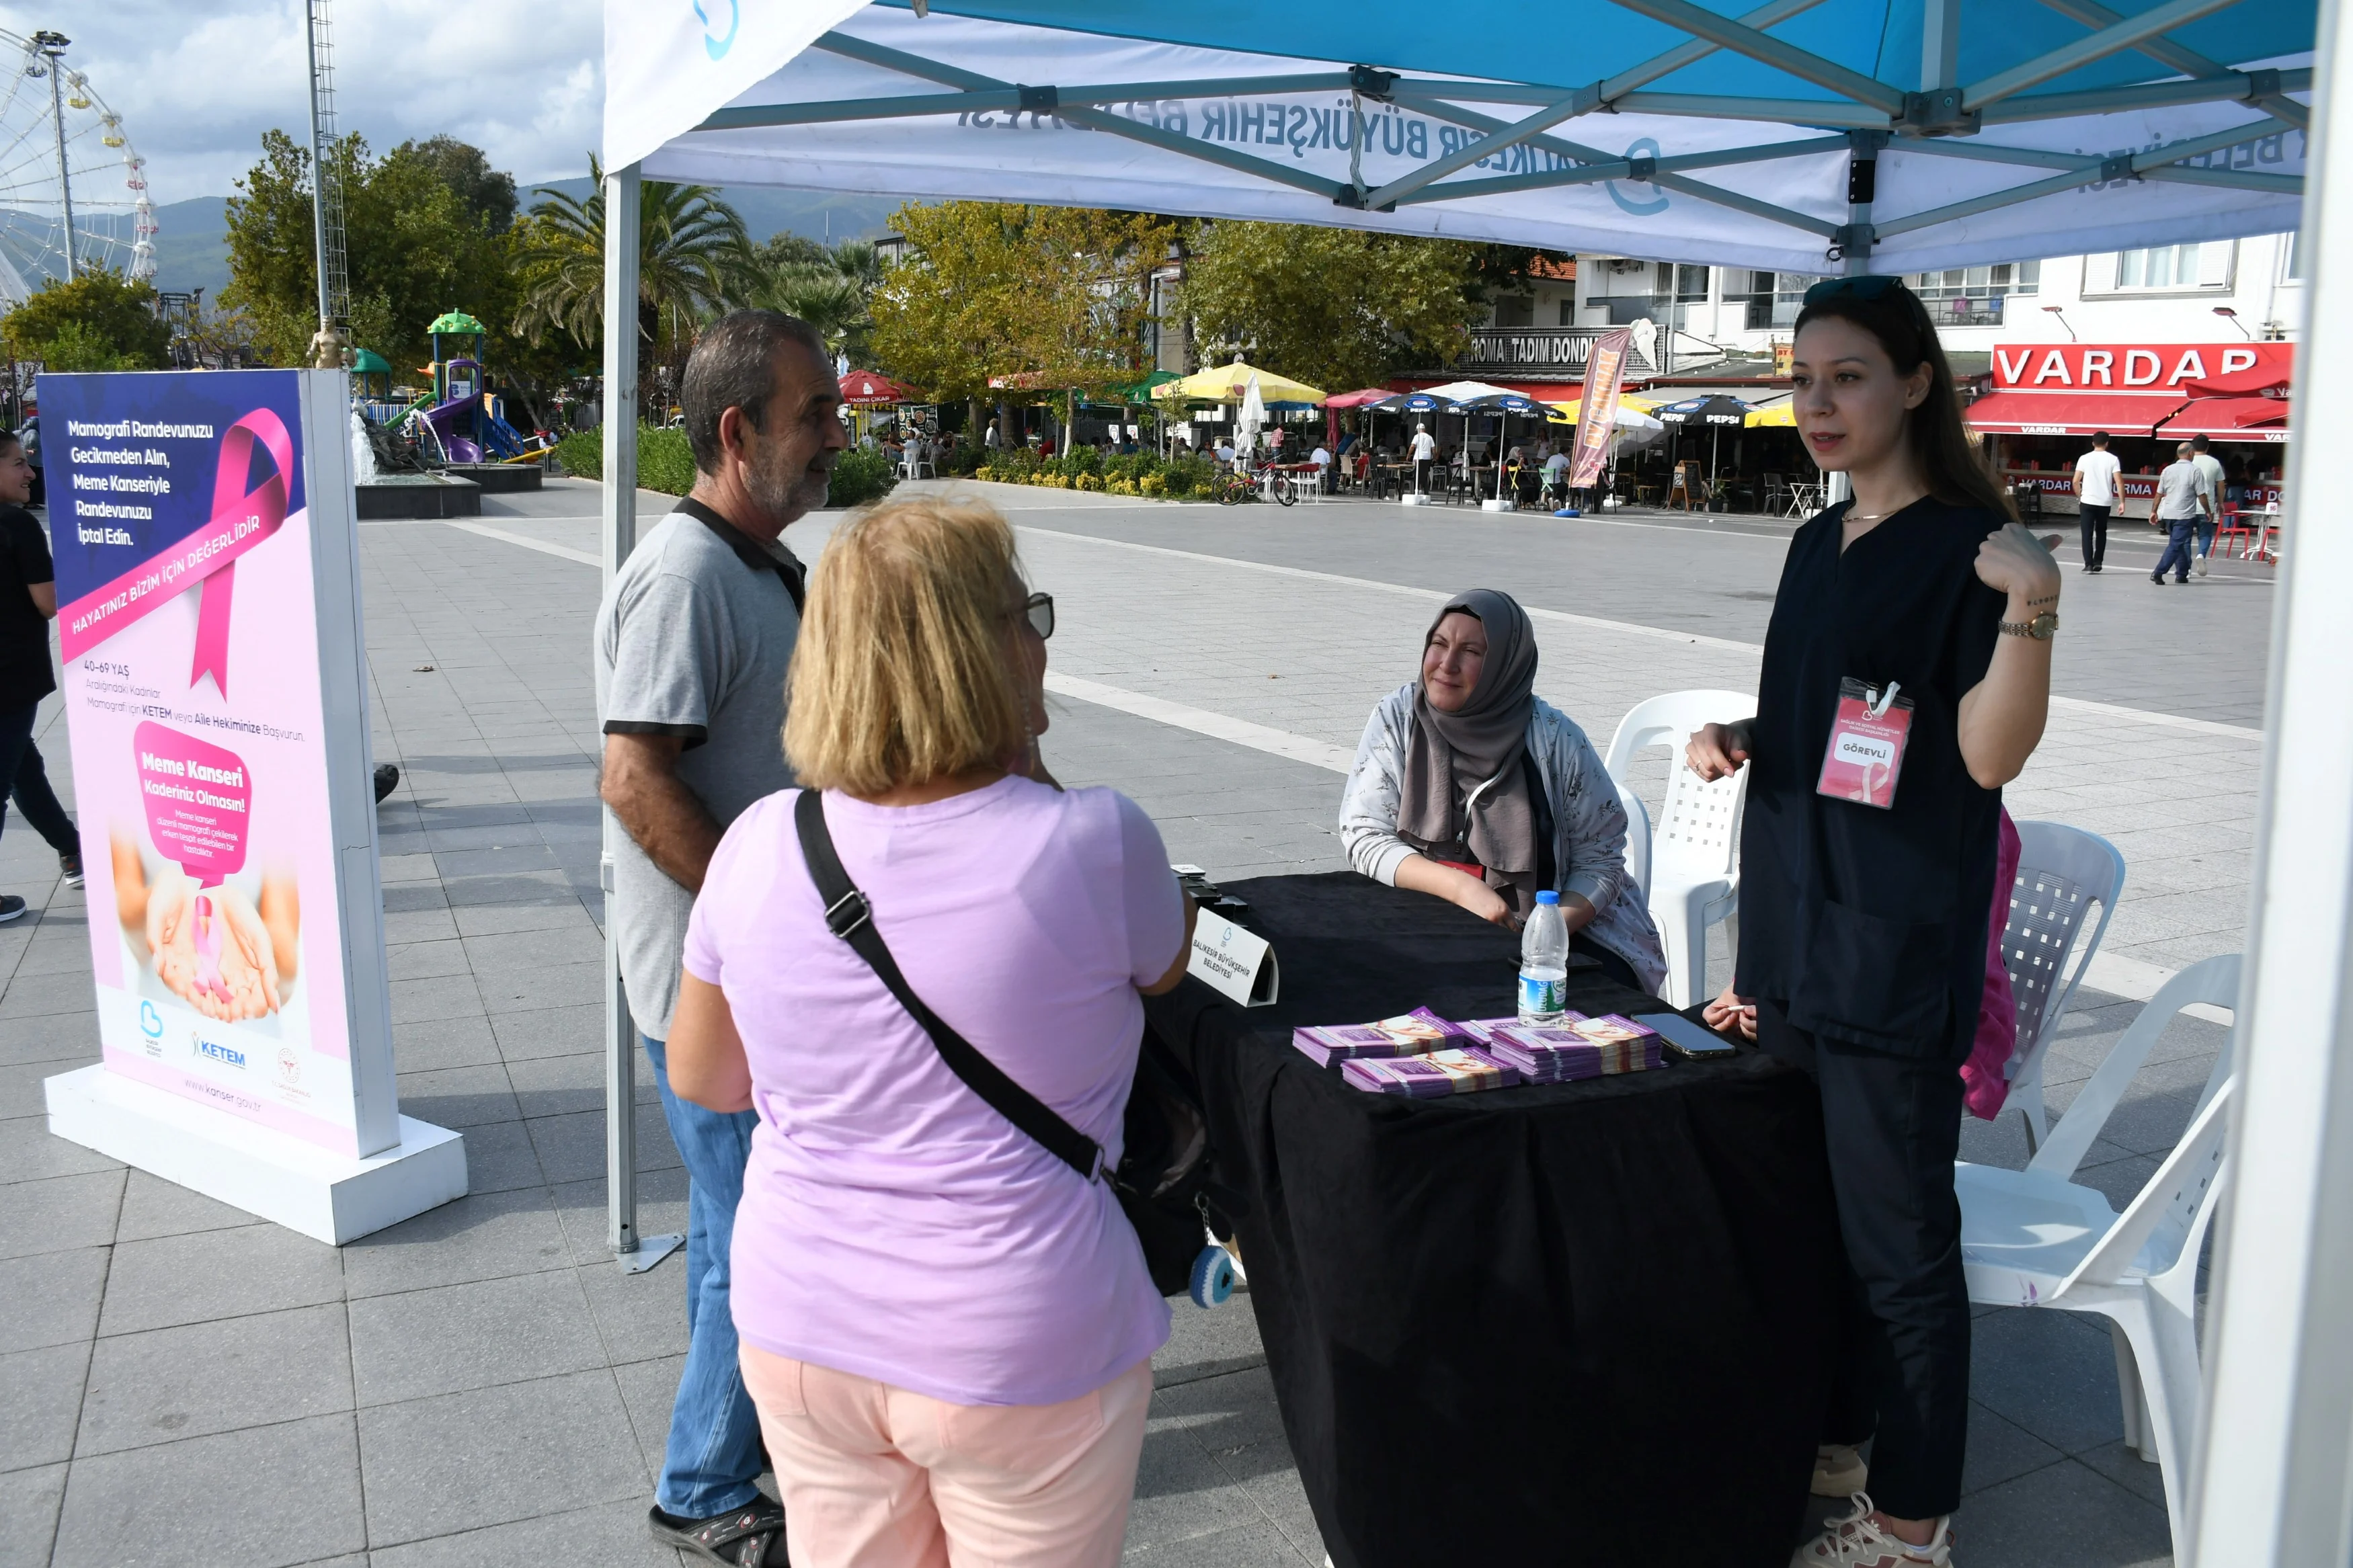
[1686,278,2061,1568]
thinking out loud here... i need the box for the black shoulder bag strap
[793,788,1105,1183]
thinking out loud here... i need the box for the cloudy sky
[7,0,607,204]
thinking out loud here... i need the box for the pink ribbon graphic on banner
[58,407,292,694]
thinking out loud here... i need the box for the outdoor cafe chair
[1998,821,2127,1155]
[1615,779,1652,905]
[1956,1076,2232,1555]
[1762,472,1791,513]
[1603,689,1757,1007]
[1956,955,2240,1554]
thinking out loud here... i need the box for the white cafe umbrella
[1238,371,1267,460]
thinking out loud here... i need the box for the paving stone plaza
[0,475,2268,1566]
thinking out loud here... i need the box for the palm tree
[514,154,752,354]
[754,263,868,362]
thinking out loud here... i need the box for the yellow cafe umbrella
[1152,358,1327,405]
[1745,397,1797,427]
[1542,393,1659,422]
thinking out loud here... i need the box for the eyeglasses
[1014,591,1055,640]
[1803,275,1905,305]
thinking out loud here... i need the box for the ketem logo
[194,1034,247,1070]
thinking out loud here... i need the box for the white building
[1547,232,2304,366]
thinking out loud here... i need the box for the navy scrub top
[1736,497,2007,1060]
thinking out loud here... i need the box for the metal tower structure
[30,31,73,280]
[304,0,350,345]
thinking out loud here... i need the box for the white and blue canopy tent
[596,4,2353,1559]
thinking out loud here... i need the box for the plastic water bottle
[1518,891,1570,1022]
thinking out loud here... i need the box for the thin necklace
[1845,493,1925,526]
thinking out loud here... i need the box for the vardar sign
[1991,341,2294,392]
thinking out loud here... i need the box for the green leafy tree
[513,154,751,358]
[1176,222,1487,393]
[407,134,519,232]
[870,202,1172,405]
[219,129,520,368]
[1,268,172,368]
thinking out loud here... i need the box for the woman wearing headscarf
[1339,589,1666,993]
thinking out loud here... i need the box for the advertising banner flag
[1569,329,1634,491]
[46,370,403,1163]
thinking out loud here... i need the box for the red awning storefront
[2155,396,2292,444]
[1964,390,2185,437]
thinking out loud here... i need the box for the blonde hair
[785,496,1029,794]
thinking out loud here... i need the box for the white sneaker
[1812,1443,1868,1496]
[2196,554,2210,576]
[1792,1495,1954,1567]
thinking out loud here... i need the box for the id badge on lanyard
[1817,677,1915,809]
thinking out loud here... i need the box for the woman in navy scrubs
[1686,278,2061,1568]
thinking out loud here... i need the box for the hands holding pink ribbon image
[112,834,301,1022]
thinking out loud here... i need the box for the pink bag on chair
[1960,809,2023,1121]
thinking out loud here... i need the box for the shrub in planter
[827,446,901,509]
[1139,472,1166,497]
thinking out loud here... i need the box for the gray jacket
[1339,685,1668,994]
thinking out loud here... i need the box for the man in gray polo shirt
[594,310,844,1566]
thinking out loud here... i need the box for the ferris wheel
[0,29,156,307]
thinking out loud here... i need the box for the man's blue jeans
[2193,516,2217,561]
[2154,521,2198,581]
[640,1032,766,1519]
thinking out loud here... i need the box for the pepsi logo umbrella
[1657,395,1753,426]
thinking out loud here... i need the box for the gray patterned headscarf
[1397,590,1543,914]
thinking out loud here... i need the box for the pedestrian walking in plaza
[666,496,1193,1568]
[0,429,81,918]
[1410,420,1437,493]
[2190,434,2226,576]
[2152,441,2209,585]
[2071,430,2120,573]
[1690,276,2061,1568]
[594,310,846,1567]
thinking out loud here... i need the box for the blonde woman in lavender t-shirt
[666,497,1195,1568]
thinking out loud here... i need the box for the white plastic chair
[1614,779,1651,905]
[1956,1068,2234,1553]
[2024,953,2238,1183]
[1603,690,1755,1007]
[1999,822,2127,1152]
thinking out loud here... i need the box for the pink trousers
[738,1345,1152,1568]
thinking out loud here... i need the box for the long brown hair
[1794,280,2015,521]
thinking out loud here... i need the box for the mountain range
[143,185,901,300]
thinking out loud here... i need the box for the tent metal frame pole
[1595,0,1829,101]
[601,162,682,1278]
[1601,0,1907,112]
[1872,114,2297,238]
[1387,133,1848,206]
[1961,0,2248,110]
[1400,96,1842,235]
[2029,0,2313,127]
[1975,69,2313,121]
[2190,0,2353,1556]
[1593,91,1891,126]
[1890,127,2305,195]
[1923,0,1962,90]
[810,32,1352,200]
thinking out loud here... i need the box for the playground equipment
[399,310,545,465]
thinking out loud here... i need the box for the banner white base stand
[44,1065,468,1245]
[1482,498,1515,512]
[1400,493,1431,506]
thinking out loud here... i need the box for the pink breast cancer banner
[45,370,397,1159]
[58,407,290,694]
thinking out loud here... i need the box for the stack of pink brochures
[1339,1046,1522,1098]
[1291,1006,1467,1067]
[1470,1013,1665,1083]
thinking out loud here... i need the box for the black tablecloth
[1144,872,1840,1568]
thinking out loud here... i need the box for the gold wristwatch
[1999,611,2059,640]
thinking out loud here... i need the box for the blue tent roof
[608,0,2313,273]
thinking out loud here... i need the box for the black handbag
[792,788,1216,1296]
